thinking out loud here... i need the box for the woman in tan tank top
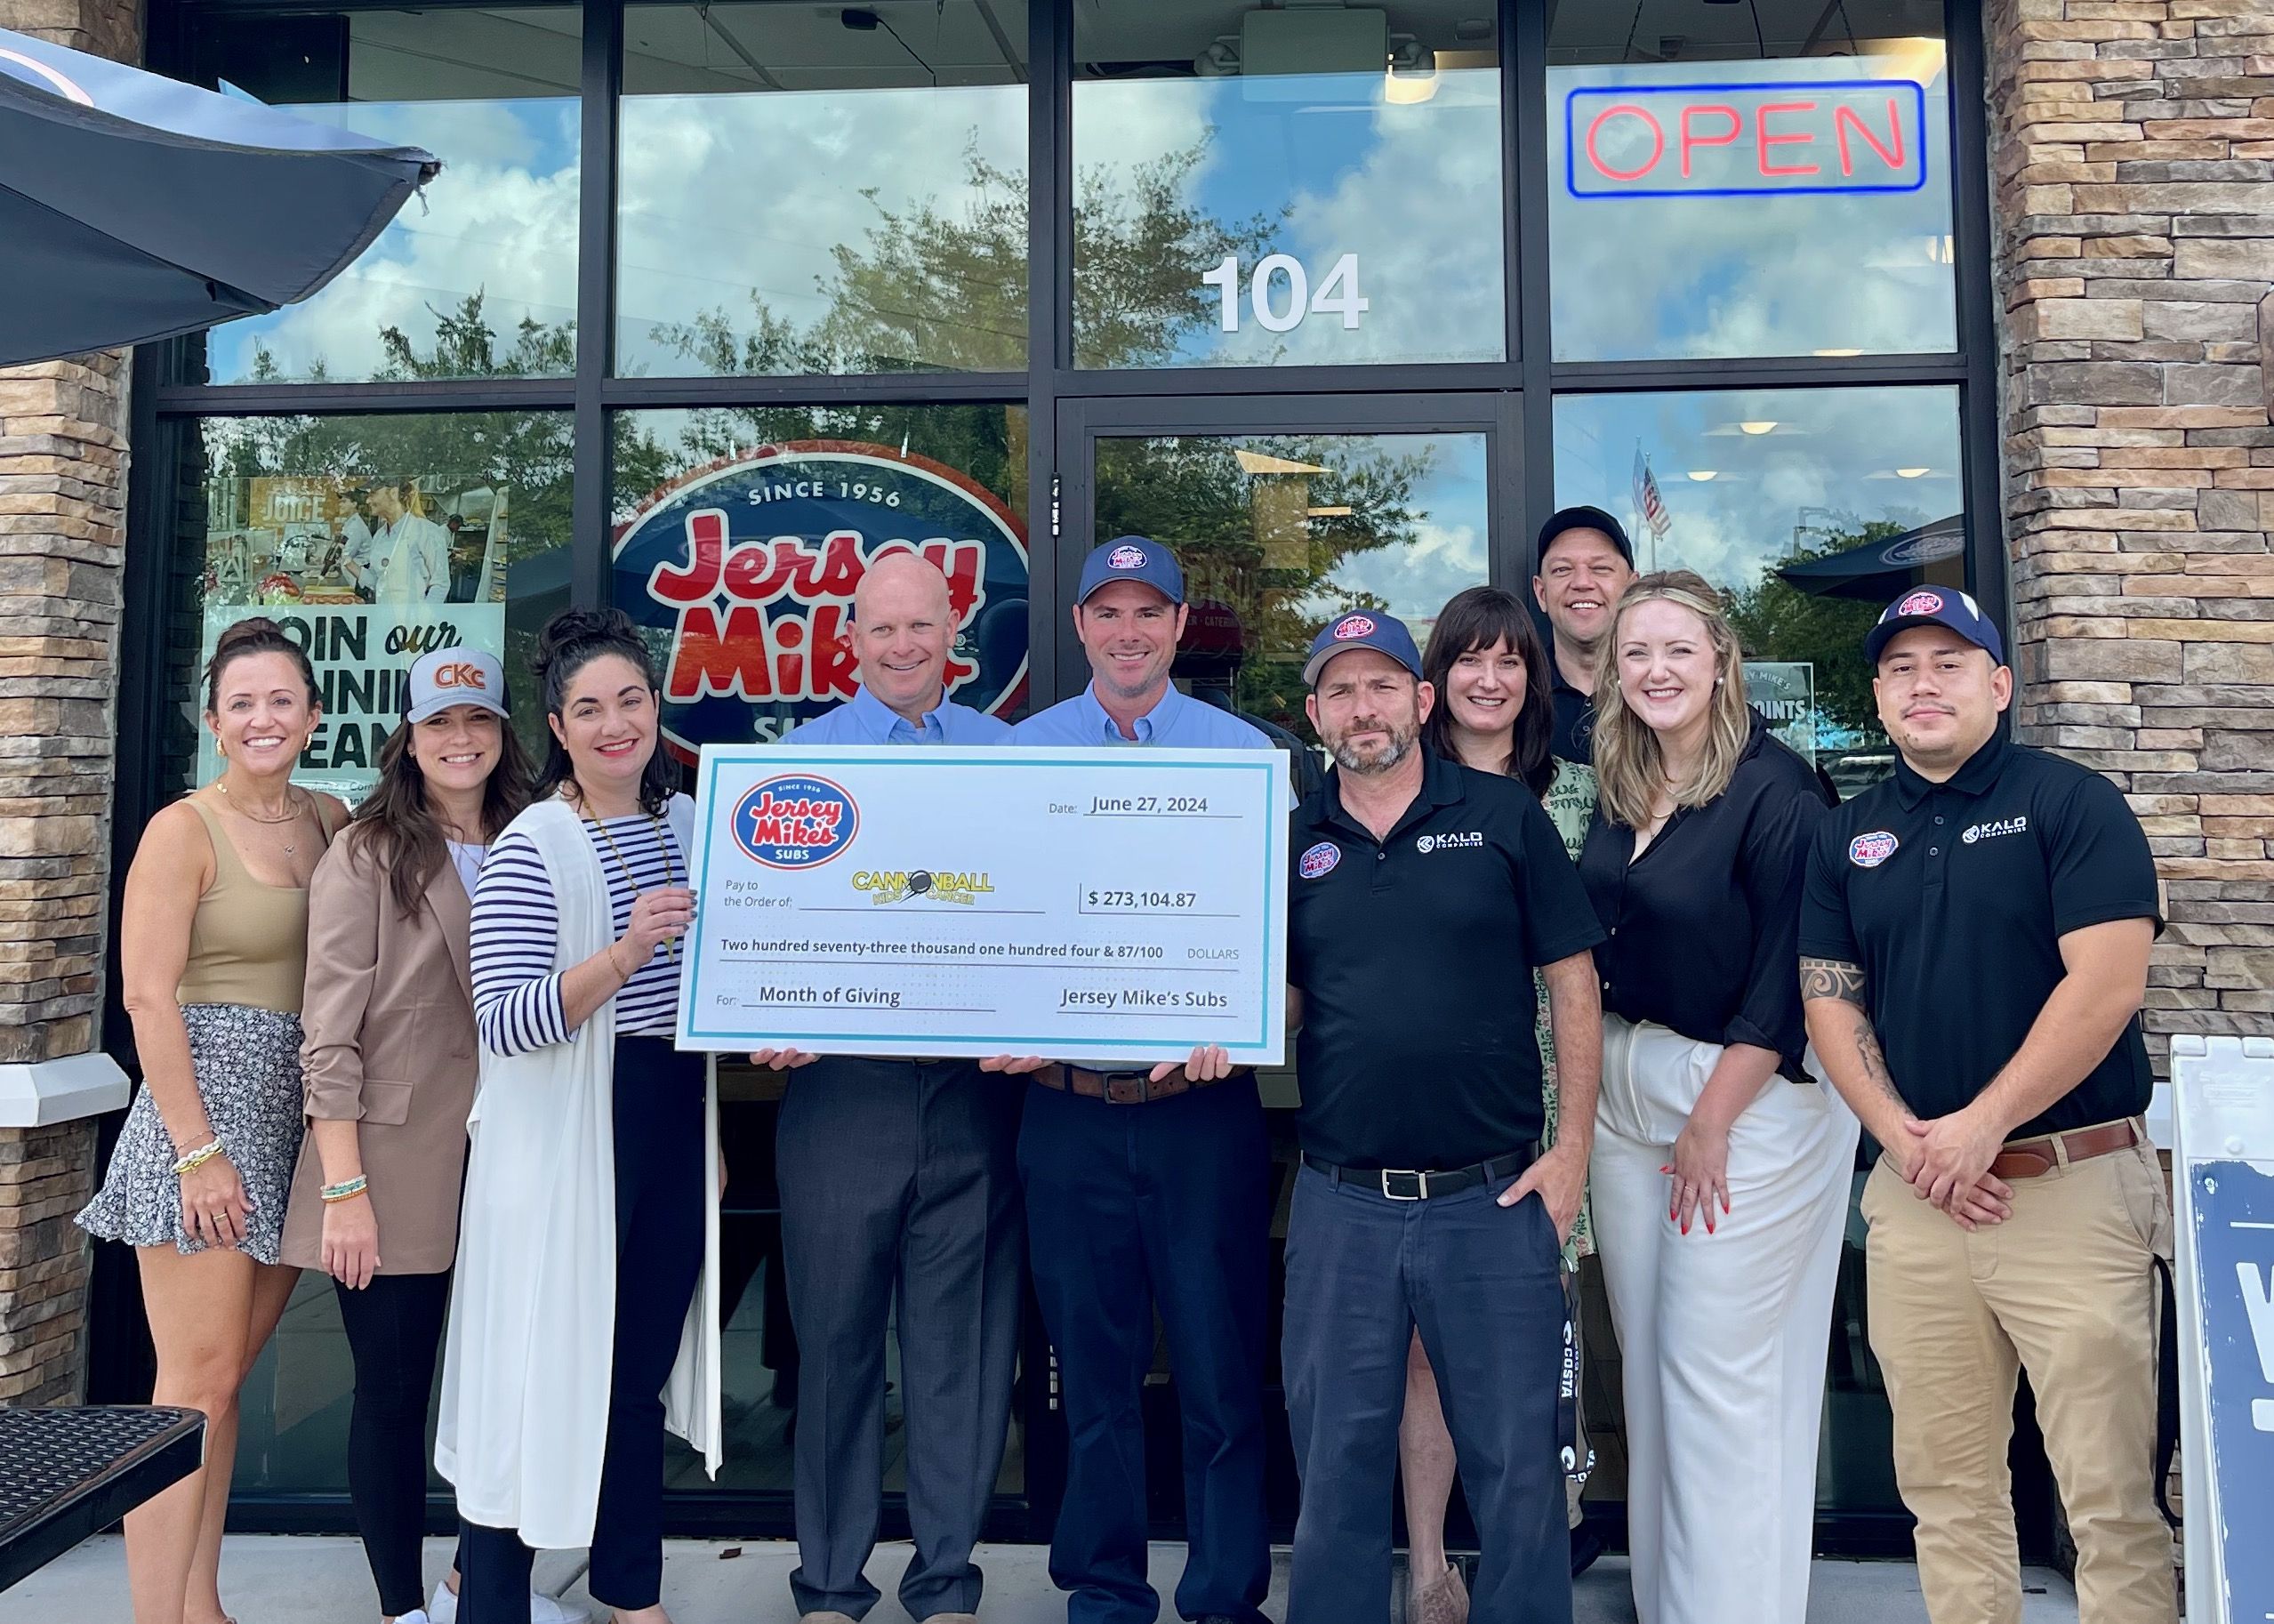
[78,618,349,1624]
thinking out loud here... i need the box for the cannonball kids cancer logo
[1849,831,1900,869]
[1333,614,1376,640]
[733,775,860,869]
[1299,841,1341,879]
[614,443,1030,765]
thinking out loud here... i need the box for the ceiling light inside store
[1235,449,1332,477]
[1384,56,1437,104]
[1896,467,1931,478]
[1814,348,1863,357]
[1739,421,1777,435]
[1686,470,1717,481]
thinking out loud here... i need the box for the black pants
[1282,1164,1570,1624]
[459,1035,706,1620]
[777,1057,1024,1621]
[333,1268,453,1618]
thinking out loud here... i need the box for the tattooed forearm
[1854,1022,1902,1105]
[1799,956,1868,1008]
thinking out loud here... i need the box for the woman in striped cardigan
[437,609,720,1624]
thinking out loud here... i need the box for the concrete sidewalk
[0,1534,2083,1623]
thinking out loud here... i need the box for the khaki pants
[1860,1133,2176,1624]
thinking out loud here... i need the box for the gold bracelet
[172,1138,223,1177]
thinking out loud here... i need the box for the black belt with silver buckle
[1041,1065,1228,1105]
[1302,1146,1539,1201]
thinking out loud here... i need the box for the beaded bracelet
[320,1174,369,1204]
[172,1138,224,1177]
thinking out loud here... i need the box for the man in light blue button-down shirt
[1009,537,1275,1624]
[762,552,1019,1624]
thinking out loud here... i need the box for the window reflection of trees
[1097,433,1437,744]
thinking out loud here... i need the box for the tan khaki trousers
[1860,1134,2176,1624]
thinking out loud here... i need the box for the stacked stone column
[0,0,141,1406]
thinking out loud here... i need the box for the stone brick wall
[0,0,141,1408]
[1990,0,2274,1069]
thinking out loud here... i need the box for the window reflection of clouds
[200,9,583,384]
[1548,50,1956,360]
[1553,387,1963,591]
[615,87,1026,374]
[1073,68,1505,368]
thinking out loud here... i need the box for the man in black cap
[1531,506,1635,765]
[1798,586,2174,1624]
[1283,608,1604,1624]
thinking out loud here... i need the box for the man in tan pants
[1796,586,2175,1624]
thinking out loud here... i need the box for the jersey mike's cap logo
[1298,840,1341,879]
[733,774,860,869]
[1849,830,1900,869]
[1894,589,1944,617]
[1106,543,1148,570]
[1332,614,1377,639]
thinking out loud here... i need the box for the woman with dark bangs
[1398,585,1601,1624]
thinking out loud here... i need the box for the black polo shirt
[1288,750,1605,1170]
[1550,664,1595,765]
[1798,734,2160,1136]
[1579,713,1831,1081]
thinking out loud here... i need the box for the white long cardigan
[436,792,721,1548]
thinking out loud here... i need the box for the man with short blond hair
[1800,587,2175,1624]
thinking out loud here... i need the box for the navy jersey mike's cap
[1303,609,1424,687]
[1076,536,1185,607]
[1863,584,2005,667]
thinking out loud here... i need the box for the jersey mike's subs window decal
[614,441,1030,765]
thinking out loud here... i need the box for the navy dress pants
[1017,1074,1274,1624]
[777,1057,1024,1622]
[458,1036,706,1620]
[1282,1164,1571,1624]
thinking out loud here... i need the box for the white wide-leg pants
[1592,1015,1861,1624]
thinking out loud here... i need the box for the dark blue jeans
[459,1036,706,1620]
[1282,1163,1571,1624]
[1018,1075,1274,1624]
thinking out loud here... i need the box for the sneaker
[390,1613,434,1624]
[798,1614,859,1623]
[429,1580,589,1624]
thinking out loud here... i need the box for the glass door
[1028,394,1512,1541]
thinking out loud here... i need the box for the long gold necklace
[585,801,680,961]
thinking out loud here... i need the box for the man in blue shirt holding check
[764,552,1019,1624]
[1008,538,1274,1624]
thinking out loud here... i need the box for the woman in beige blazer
[278,646,553,1624]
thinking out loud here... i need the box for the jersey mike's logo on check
[732,774,860,869]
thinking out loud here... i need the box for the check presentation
[676,744,1290,1065]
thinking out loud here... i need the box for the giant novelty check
[677,744,1290,1065]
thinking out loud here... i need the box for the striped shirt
[470,813,689,1055]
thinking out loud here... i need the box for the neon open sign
[1565,80,1928,200]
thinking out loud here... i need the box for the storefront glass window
[1553,385,1965,797]
[159,413,573,809]
[1092,430,1491,747]
[186,9,582,385]
[1547,0,1955,362]
[616,3,1029,376]
[613,403,1027,1494]
[1072,4,1505,370]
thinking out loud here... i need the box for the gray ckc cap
[403,645,510,723]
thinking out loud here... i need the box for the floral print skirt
[77,1003,306,1265]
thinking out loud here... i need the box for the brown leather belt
[1038,1065,1225,1105]
[1988,1117,2142,1180]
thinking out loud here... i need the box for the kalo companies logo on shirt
[1416,832,1483,855]
[1963,816,2029,845]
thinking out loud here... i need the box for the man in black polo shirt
[1798,588,2174,1624]
[1531,506,1635,764]
[1284,609,1604,1624]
